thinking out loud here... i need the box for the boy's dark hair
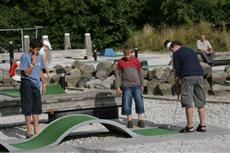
[170,40,183,48]
[123,44,132,52]
[30,38,42,49]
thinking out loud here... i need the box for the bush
[126,22,230,52]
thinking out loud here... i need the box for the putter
[168,100,179,129]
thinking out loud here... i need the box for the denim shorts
[121,85,145,115]
[20,79,42,115]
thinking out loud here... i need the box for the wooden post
[8,41,14,65]
[42,35,49,42]
[21,30,24,52]
[64,33,71,50]
[84,33,92,59]
[23,35,30,52]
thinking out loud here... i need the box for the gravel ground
[0,52,229,152]
[0,98,229,152]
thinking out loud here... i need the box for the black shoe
[26,134,33,139]
[127,121,133,128]
[208,62,214,66]
[196,124,206,132]
[137,120,145,128]
[179,126,194,133]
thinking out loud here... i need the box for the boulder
[96,70,108,81]
[100,75,115,89]
[80,64,95,78]
[85,79,102,89]
[212,71,228,85]
[96,61,113,71]
[64,66,72,75]
[2,78,13,85]
[0,68,10,82]
[142,69,149,79]
[212,84,230,96]
[146,79,159,95]
[65,68,81,87]
[71,60,84,69]
[54,64,65,74]
[149,67,172,82]
[200,62,212,78]
[156,83,173,96]
[77,76,91,87]
[203,79,212,93]
[224,65,230,79]
[96,64,115,81]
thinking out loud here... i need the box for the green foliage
[127,22,230,52]
[0,0,229,51]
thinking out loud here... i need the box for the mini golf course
[0,114,177,152]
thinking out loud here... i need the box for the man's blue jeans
[121,85,145,115]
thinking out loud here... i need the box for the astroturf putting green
[0,88,20,97]
[0,84,65,97]
[132,127,176,136]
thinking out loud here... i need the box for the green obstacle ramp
[0,114,97,152]
[0,84,65,97]
[0,114,177,152]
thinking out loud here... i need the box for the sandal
[179,126,194,133]
[196,124,206,132]
[26,134,33,139]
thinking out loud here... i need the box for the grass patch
[132,127,177,136]
[0,84,65,98]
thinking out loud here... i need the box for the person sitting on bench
[196,34,215,66]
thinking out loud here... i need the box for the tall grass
[126,22,230,52]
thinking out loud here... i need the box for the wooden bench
[197,51,230,66]
[0,90,122,122]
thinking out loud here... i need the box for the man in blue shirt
[165,40,207,133]
[20,38,46,138]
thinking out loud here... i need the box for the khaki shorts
[181,76,206,108]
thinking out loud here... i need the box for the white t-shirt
[39,47,45,56]
[196,40,212,51]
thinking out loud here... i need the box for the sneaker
[127,121,133,128]
[179,126,194,133]
[196,124,206,132]
[137,120,145,128]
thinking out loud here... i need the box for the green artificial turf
[12,114,96,150]
[45,84,65,95]
[132,127,177,136]
[5,113,177,151]
[0,84,65,97]
[0,88,20,97]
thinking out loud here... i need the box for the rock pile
[1,59,230,96]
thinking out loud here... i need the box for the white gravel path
[1,98,229,152]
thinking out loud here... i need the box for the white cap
[16,61,20,65]
[166,42,172,49]
[43,40,52,50]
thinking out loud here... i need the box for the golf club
[168,100,179,129]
